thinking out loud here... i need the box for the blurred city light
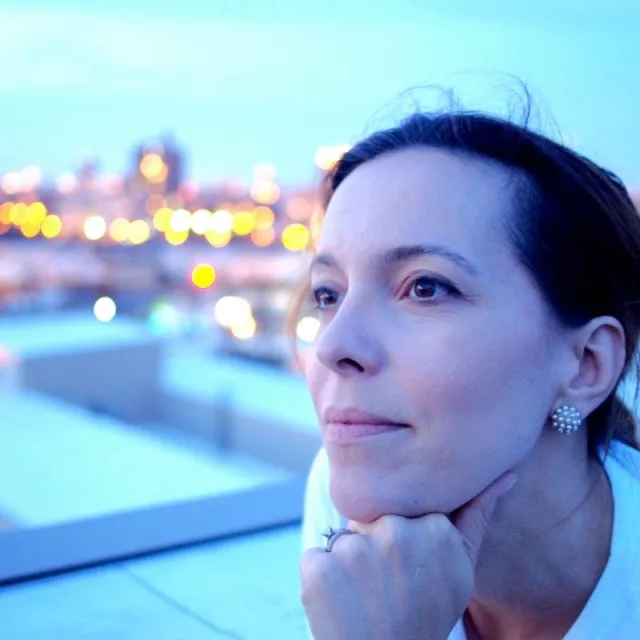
[214,296,252,328]
[296,316,320,344]
[250,227,275,247]
[169,209,192,233]
[231,210,256,236]
[210,209,233,234]
[140,153,167,184]
[109,218,130,243]
[314,144,351,171]
[253,206,275,230]
[281,223,310,251]
[165,229,189,245]
[84,215,107,241]
[94,297,117,322]
[250,180,281,205]
[286,196,312,221]
[191,263,216,289]
[205,230,231,248]
[128,220,151,244]
[191,209,212,235]
[230,316,257,340]
[41,215,63,239]
[153,207,172,232]
[147,301,184,335]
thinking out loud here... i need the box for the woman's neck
[465,435,614,639]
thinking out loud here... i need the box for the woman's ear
[557,316,626,417]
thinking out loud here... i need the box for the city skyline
[1,2,639,187]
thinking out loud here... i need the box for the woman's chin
[330,476,455,523]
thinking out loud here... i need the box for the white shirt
[301,441,640,638]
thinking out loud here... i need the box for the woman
[298,109,640,639]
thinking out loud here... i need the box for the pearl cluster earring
[551,405,582,434]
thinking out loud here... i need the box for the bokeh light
[210,209,233,233]
[250,227,275,247]
[94,297,117,322]
[140,153,167,183]
[214,296,252,328]
[191,263,216,289]
[281,223,310,251]
[10,203,28,225]
[109,218,130,243]
[250,181,281,205]
[253,206,275,230]
[84,215,107,241]
[153,207,172,232]
[128,220,151,245]
[191,209,212,235]
[296,316,320,344]
[205,230,231,248]
[41,215,62,239]
[169,209,192,233]
[232,210,256,236]
[231,316,257,340]
[165,229,189,245]
[314,144,351,171]
[26,202,47,225]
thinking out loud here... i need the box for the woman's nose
[314,301,386,377]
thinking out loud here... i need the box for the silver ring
[322,526,355,552]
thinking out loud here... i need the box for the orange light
[286,196,312,221]
[191,263,216,289]
[0,202,12,224]
[251,227,275,247]
[253,205,275,229]
[9,203,28,225]
[140,153,166,182]
[146,194,165,214]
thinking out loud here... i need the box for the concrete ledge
[0,312,163,424]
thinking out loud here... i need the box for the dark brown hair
[295,107,640,455]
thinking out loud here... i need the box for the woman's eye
[313,286,339,309]
[407,276,455,301]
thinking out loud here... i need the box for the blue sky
[0,1,638,187]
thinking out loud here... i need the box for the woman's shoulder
[596,440,640,632]
[606,439,640,478]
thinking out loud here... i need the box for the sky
[0,1,639,187]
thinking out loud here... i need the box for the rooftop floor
[1,524,308,639]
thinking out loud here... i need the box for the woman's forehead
[320,148,513,261]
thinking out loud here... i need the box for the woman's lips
[323,422,410,443]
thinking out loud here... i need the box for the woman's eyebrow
[309,244,479,277]
[381,243,480,277]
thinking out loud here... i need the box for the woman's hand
[300,473,516,640]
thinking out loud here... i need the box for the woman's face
[306,148,566,522]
